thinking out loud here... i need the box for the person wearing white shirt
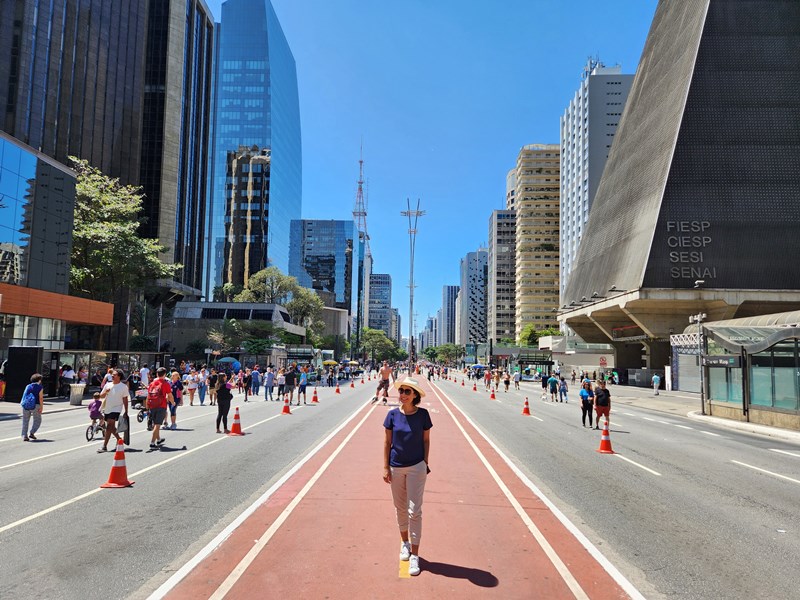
[140,364,150,387]
[97,369,129,453]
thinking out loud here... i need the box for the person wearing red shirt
[147,367,174,450]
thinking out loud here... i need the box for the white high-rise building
[560,59,633,302]
[488,210,516,344]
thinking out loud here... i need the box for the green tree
[69,158,180,303]
[518,324,561,346]
[185,339,208,355]
[286,286,324,327]
[233,267,298,304]
[422,347,438,362]
[361,328,396,361]
[437,343,464,365]
[207,318,243,353]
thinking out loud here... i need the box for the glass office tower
[289,220,360,314]
[206,0,302,298]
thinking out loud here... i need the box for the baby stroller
[132,387,154,431]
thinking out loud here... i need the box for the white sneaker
[399,541,411,561]
[408,554,420,576]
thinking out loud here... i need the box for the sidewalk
[159,376,638,600]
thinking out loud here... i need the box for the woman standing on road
[215,373,233,433]
[383,378,432,577]
[168,371,183,430]
[97,369,129,452]
[579,381,594,428]
[593,380,612,430]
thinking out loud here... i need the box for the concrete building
[139,0,215,296]
[368,273,392,337]
[560,59,633,301]
[458,249,488,347]
[505,169,517,210]
[390,308,401,346]
[488,210,516,344]
[207,0,302,296]
[514,144,561,340]
[560,0,800,404]
[440,285,460,345]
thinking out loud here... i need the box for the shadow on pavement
[421,560,499,587]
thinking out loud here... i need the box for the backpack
[21,385,37,410]
[147,379,166,409]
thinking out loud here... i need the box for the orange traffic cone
[522,398,531,416]
[461,379,465,386]
[312,388,319,403]
[350,380,355,388]
[368,374,371,381]
[335,383,341,394]
[490,388,496,400]
[596,420,614,454]
[361,377,365,384]
[472,382,477,392]
[100,440,134,488]
[228,406,245,435]
[282,396,292,415]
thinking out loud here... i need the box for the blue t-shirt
[579,388,594,404]
[383,408,433,468]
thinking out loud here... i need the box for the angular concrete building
[561,0,800,372]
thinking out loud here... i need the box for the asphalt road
[432,378,800,600]
[2,377,799,599]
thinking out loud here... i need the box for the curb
[687,410,800,443]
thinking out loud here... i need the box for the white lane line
[433,389,589,600]
[623,413,636,417]
[206,404,377,600]
[673,424,694,430]
[0,407,296,534]
[1,422,88,443]
[0,411,214,471]
[770,449,800,459]
[614,454,662,476]
[699,430,721,437]
[731,460,800,486]
[147,400,373,600]
[433,387,646,600]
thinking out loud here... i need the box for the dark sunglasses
[398,388,414,395]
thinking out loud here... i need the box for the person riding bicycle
[87,392,105,433]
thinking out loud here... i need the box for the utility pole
[689,312,707,415]
[401,199,424,364]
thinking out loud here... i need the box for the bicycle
[86,421,106,442]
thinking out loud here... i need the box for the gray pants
[390,460,428,546]
[21,408,41,438]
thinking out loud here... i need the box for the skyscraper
[140,0,215,295]
[440,285,460,345]
[0,1,148,185]
[560,59,633,301]
[368,273,392,337]
[289,219,359,317]
[458,249,488,346]
[488,210,516,343]
[514,144,560,340]
[206,0,302,297]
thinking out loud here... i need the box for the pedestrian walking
[97,369,129,452]
[216,373,233,433]
[284,366,297,405]
[579,381,594,428]
[652,373,661,396]
[197,366,208,405]
[383,378,432,577]
[208,368,218,405]
[559,377,569,403]
[186,369,199,405]
[513,370,520,390]
[146,367,174,450]
[243,368,252,402]
[20,373,44,441]
[503,371,511,392]
[264,366,275,401]
[298,367,308,404]
[548,373,560,402]
[168,371,183,430]
[276,368,286,400]
[594,380,612,429]
[251,367,261,396]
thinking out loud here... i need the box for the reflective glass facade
[288,220,359,314]
[140,0,214,293]
[0,0,147,185]
[368,273,392,337]
[0,134,75,295]
[206,0,302,298]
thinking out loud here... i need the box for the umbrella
[216,357,236,363]
[322,360,338,366]
[469,364,486,369]
[348,361,360,366]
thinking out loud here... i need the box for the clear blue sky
[205,0,658,339]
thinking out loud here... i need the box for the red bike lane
[162,377,636,600]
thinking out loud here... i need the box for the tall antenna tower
[353,143,371,357]
[401,198,424,363]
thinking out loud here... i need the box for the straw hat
[393,377,426,398]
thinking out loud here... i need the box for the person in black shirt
[284,367,297,405]
[593,380,612,430]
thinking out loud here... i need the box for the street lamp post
[690,312,707,415]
